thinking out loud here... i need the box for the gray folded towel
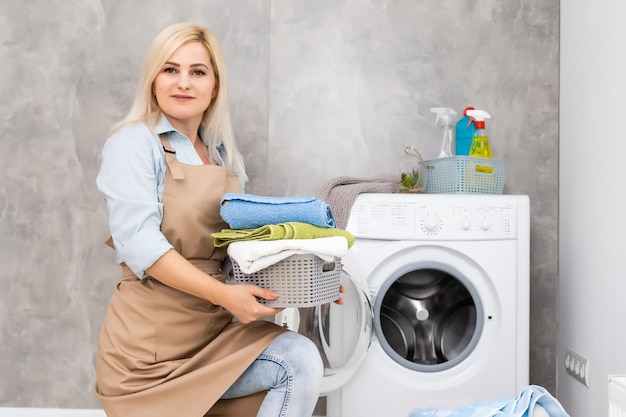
[315,175,400,229]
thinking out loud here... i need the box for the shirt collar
[154,114,226,162]
[155,115,177,136]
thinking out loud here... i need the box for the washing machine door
[273,270,372,394]
[372,251,485,373]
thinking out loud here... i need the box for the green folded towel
[212,222,355,248]
[212,224,288,246]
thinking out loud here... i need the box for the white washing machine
[276,193,529,417]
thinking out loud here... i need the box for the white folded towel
[227,236,349,274]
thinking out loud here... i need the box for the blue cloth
[97,116,245,279]
[220,193,336,229]
[409,385,570,417]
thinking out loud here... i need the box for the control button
[480,220,491,231]
[461,219,472,230]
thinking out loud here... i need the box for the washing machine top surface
[345,193,529,241]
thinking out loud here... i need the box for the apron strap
[159,134,185,180]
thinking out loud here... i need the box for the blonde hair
[113,22,247,182]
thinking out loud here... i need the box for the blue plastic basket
[424,156,506,194]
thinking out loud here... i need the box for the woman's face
[153,41,217,130]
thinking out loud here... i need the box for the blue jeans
[221,331,323,417]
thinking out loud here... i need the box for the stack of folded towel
[213,193,354,274]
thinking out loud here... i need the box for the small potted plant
[398,167,426,193]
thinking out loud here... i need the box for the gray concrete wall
[0,0,559,409]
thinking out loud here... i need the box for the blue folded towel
[409,385,569,417]
[220,193,336,230]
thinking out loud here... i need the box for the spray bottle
[455,106,476,156]
[466,109,492,158]
[431,107,457,158]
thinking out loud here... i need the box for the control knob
[422,214,441,234]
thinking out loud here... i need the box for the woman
[95,22,323,417]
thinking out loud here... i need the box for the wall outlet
[565,348,589,387]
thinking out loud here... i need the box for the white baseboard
[0,408,324,417]
[0,409,106,417]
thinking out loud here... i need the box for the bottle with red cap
[454,106,476,155]
[466,109,492,158]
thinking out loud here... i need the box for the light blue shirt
[97,116,243,279]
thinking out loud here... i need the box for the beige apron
[95,137,286,417]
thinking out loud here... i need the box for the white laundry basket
[231,253,341,308]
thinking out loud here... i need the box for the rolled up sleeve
[96,125,173,278]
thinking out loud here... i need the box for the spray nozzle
[465,109,491,122]
[465,109,491,129]
[430,107,457,126]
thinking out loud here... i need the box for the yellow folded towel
[212,222,355,248]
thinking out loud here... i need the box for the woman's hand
[146,250,283,323]
[218,283,284,323]
[330,283,346,305]
[333,264,347,305]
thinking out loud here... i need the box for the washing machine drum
[373,268,484,372]
[274,270,372,394]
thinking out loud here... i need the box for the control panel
[345,196,518,241]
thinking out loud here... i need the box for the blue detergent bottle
[455,106,476,155]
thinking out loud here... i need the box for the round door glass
[274,271,372,394]
[373,268,483,372]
